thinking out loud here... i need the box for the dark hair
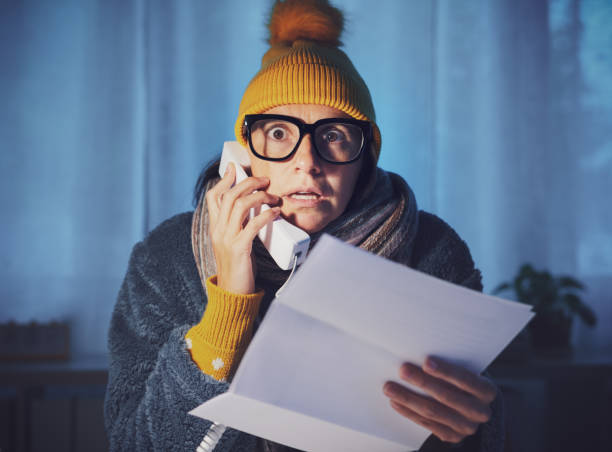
[193,155,221,207]
[192,146,376,209]
[345,144,376,209]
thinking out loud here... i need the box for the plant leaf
[575,304,597,326]
[562,293,597,326]
[514,264,536,304]
[492,282,511,295]
[558,276,586,291]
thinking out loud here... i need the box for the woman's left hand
[383,356,497,444]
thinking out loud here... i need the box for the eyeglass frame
[242,113,372,165]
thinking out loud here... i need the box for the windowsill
[0,354,109,385]
[488,345,612,379]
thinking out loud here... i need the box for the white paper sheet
[190,234,534,452]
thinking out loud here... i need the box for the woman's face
[248,104,364,234]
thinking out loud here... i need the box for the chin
[284,211,332,234]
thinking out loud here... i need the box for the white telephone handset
[219,141,310,271]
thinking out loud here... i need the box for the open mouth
[289,192,321,200]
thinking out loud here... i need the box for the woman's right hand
[205,163,281,294]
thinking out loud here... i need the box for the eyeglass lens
[249,119,364,162]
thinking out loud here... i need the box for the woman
[104,1,504,451]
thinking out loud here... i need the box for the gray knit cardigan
[104,211,504,452]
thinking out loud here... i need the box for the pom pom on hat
[268,0,344,46]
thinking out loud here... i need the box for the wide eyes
[320,128,346,144]
[265,123,294,141]
[271,128,285,140]
[264,123,347,144]
[245,114,368,163]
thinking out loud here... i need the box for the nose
[292,133,321,175]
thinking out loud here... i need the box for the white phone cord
[275,254,299,298]
[196,422,226,452]
[196,255,299,452]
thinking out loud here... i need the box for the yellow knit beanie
[234,0,382,162]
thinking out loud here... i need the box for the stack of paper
[190,234,533,451]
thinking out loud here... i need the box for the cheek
[249,158,270,179]
[331,163,362,206]
[249,159,287,195]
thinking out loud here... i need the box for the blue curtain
[1,0,610,357]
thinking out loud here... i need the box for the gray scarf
[191,167,419,318]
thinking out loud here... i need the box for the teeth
[290,193,318,200]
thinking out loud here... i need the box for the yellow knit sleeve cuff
[185,275,264,381]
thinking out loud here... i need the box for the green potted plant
[493,264,596,348]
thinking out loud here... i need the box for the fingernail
[400,364,412,379]
[426,357,438,371]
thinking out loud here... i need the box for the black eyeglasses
[243,114,372,164]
